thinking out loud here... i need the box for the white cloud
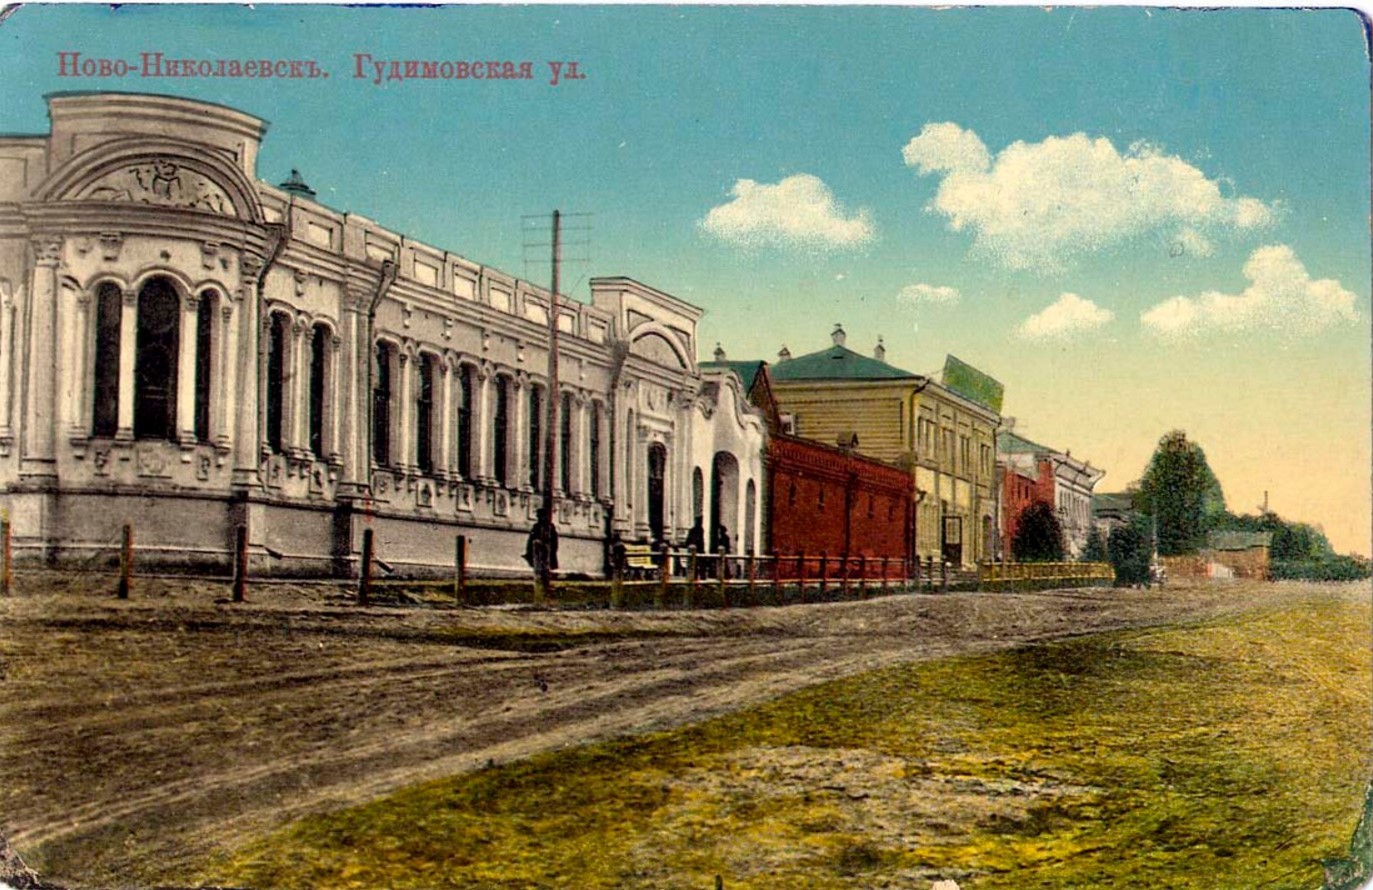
[1141,244,1360,340]
[1017,293,1114,341]
[903,125,1277,273]
[897,282,961,306]
[901,123,991,176]
[701,174,874,250]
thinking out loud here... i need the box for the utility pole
[545,210,560,520]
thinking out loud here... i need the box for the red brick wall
[767,435,912,570]
[1001,461,1054,555]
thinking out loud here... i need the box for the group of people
[527,510,734,583]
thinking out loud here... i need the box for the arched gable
[38,138,265,223]
[628,324,691,371]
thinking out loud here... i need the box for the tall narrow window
[309,324,328,458]
[92,282,121,437]
[266,313,288,453]
[588,403,602,498]
[527,385,542,490]
[416,353,435,475]
[373,341,394,466]
[493,377,509,486]
[134,277,179,441]
[559,391,572,494]
[194,291,215,442]
[457,365,473,478]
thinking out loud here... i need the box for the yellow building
[769,325,1002,568]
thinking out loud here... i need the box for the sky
[2,5,1369,553]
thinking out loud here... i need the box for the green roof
[998,431,1054,455]
[700,360,764,394]
[769,344,917,382]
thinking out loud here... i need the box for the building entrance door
[941,514,963,567]
[647,443,666,543]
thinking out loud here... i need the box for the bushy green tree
[1108,520,1152,587]
[1012,502,1065,563]
[1134,430,1226,555]
[1082,528,1108,563]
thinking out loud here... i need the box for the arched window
[527,384,542,490]
[559,390,572,494]
[266,313,289,453]
[373,341,395,466]
[416,353,436,475]
[92,282,121,437]
[456,364,473,478]
[194,290,217,442]
[493,376,510,486]
[134,277,180,441]
[588,402,602,498]
[745,479,757,556]
[308,324,329,459]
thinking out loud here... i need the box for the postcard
[0,5,1368,889]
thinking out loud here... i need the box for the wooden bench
[620,543,660,580]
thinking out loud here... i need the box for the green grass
[201,591,1371,889]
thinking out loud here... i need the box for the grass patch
[200,591,1371,889]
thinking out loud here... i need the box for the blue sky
[2,5,1369,551]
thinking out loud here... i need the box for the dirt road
[0,576,1351,888]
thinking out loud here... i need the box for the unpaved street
[0,576,1351,888]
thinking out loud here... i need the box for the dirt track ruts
[0,577,1349,888]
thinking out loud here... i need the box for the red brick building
[702,356,915,573]
[999,464,1055,556]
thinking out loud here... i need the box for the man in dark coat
[525,506,559,592]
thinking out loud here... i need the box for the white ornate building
[0,92,764,576]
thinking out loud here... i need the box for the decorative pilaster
[175,292,199,448]
[231,257,263,488]
[438,356,453,479]
[66,290,91,437]
[116,288,137,440]
[396,343,414,474]
[474,363,492,484]
[513,372,530,491]
[20,238,62,477]
[215,300,234,454]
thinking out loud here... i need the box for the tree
[1108,520,1152,587]
[1082,527,1108,563]
[1012,502,1065,562]
[1134,430,1226,556]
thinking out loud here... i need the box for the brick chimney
[831,323,846,347]
[874,336,886,362]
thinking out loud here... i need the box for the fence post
[797,551,806,603]
[687,546,698,609]
[0,517,11,597]
[232,524,248,603]
[358,527,373,606]
[859,554,868,598]
[746,553,756,607]
[455,535,468,604]
[841,554,851,598]
[819,551,829,598]
[656,541,669,609]
[881,556,889,592]
[771,553,781,603]
[717,547,727,607]
[925,555,935,592]
[940,558,948,594]
[114,523,134,600]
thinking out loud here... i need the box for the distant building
[767,326,1000,568]
[998,431,1104,558]
[1092,491,1137,538]
[701,355,915,570]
